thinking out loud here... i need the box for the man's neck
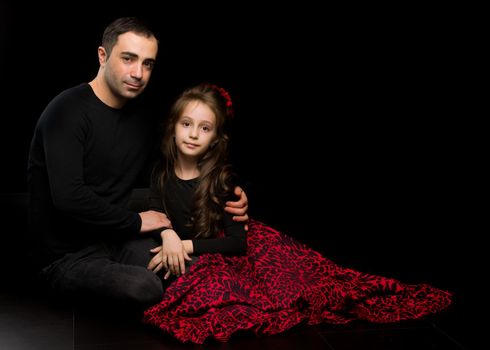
[89,76,126,109]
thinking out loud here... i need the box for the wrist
[183,240,194,254]
[160,228,174,238]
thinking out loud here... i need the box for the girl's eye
[201,125,213,132]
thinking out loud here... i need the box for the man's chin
[123,90,142,99]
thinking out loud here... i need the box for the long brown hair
[153,83,235,238]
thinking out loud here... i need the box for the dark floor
[0,192,473,349]
[0,270,471,350]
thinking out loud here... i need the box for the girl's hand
[148,229,191,278]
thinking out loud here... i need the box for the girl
[147,83,246,279]
[144,84,451,344]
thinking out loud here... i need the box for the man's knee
[124,271,163,307]
[117,236,160,267]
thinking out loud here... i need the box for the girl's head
[162,83,234,165]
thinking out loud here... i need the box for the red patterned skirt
[143,221,451,344]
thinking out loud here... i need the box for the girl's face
[174,100,217,160]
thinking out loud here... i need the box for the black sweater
[28,83,156,263]
[149,175,247,255]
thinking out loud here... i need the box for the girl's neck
[174,159,199,180]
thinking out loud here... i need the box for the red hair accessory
[209,84,234,118]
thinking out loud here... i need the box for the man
[27,17,248,308]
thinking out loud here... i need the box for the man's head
[93,17,158,108]
[102,17,157,58]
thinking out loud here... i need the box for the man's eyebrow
[120,51,138,57]
[120,52,156,63]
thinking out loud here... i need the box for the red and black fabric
[143,220,451,344]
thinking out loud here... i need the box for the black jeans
[40,236,165,309]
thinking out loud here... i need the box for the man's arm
[38,93,145,233]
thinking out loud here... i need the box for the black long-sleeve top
[149,174,247,255]
[28,83,156,263]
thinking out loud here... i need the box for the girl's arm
[191,212,247,255]
[182,240,194,254]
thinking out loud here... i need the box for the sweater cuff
[130,212,142,234]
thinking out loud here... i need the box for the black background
[1,3,476,296]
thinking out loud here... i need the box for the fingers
[167,255,175,275]
[161,254,168,271]
[152,262,163,273]
[225,186,247,207]
[226,187,248,218]
[238,186,248,203]
[179,256,186,276]
[164,270,171,280]
[147,253,163,272]
[167,254,185,276]
[225,204,248,216]
[225,198,248,209]
[147,256,157,270]
[150,246,162,253]
[232,213,249,222]
[153,246,192,279]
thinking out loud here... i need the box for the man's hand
[139,210,171,233]
[225,186,249,227]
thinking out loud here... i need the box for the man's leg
[115,235,160,267]
[40,243,163,308]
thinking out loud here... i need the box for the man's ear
[98,46,107,65]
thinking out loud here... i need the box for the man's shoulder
[53,83,90,104]
[38,83,91,126]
